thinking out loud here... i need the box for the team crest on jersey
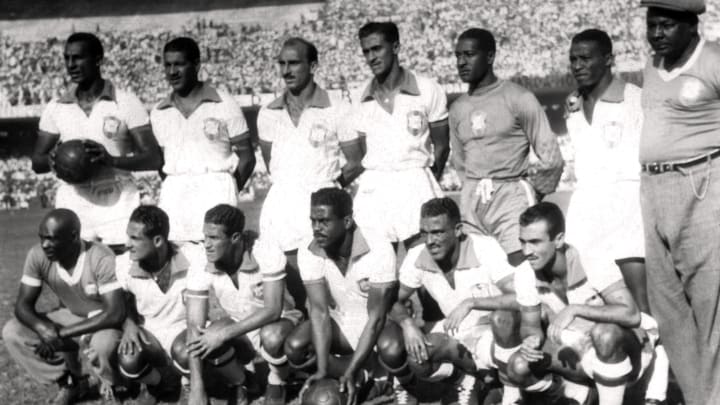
[251,281,264,301]
[602,121,623,148]
[470,110,488,137]
[102,116,121,139]
[308,121,331,147]
[678,77,711,106]
[203,118,227,141]
[406,109,428,136]
[357,277,371,294]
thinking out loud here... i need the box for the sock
[591,354,631,405]
[645,345,668,402]
[501,385,521,405]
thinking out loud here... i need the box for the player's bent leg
[260,319,295,405]
[118,343,161,386]
[587,323,636,405]
[284,320,315,369]
[2,318,69,383]
[86,328,123,388]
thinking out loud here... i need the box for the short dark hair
[282,37,318,64]
[164,37,201,63]
[572,29,613,56]
[358,21,400,43]
[519,202,565,239]
[421,197,461,224]
[204,204,245,237]
[311,188,353,218]
[130,205,170,240]
[458,28,496,53]
[66,32,104,59]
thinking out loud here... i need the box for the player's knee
[590,323,624,359]
[2,319,22,345]
[260,324,286,357]
[118,349,151,380]
[491,310,520,342]
[376,326,405,368]
[89,329,121,358]
[170,333,190,375]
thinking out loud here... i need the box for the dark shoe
[51,374,90,405]
[264,384,286,405]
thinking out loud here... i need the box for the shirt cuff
[21,275,42,287]
[98,281,122,295]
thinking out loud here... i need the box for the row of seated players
[2,187,665,405]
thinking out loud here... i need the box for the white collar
[56,247,86,285]
[657,38,705,82]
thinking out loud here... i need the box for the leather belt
[641,149,720,174]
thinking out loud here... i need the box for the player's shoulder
[465,232,503,253]
[403,242,426,263]
[84,241,115,261]
[410,71,444,95]
[26,243,50,265]
[700,40,720,59]
[449,93,471,114]
[502,80,536,98]
[358,227,394,256]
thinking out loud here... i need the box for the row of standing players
[6,0,720,404]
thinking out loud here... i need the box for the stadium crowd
[2,0,717,107]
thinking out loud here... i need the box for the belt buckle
[648,163,661,174]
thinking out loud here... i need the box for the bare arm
[306,280,332,376]
[110,125,163,171]
[568,283,640,328]
[185,288,209,402]
[58,289,125,338]
[429,120,450,181]
[15,283,51,335]
[259,140,272,174]
[389,283,417,327]
[338,138,365,187]
[31,131,60,174]
[231,134,256,190]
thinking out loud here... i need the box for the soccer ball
[302,378,348,405]
[53,139,98,184]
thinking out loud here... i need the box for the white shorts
[428,321,496,370]
[55,176,139,245]
[259,182,335,252]
[146,321,187,357]
[354,168,443,242]
[566,182,644,271]
[159,172,238,242]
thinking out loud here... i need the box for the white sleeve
[149,108,166,147]
[38,102,59,134]
[426,79,448,123]
[297,246,326,283]
[114,254,131,291]
[119,91,150,129]
[256,108,276,143]
[398,247,423,289]
[183,245,212,294]
[335,101,360,143]
[478,237,515,284]
[254,236,288,282]
[225,94,249,139]
[514,262,540,307]
[368,238,397,284]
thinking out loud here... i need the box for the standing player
[284,188,397,405]
[151,37,255,242]
[638,2,720,404]
[181,204,304,405]
[257,37,364,313]
[2,209,125,404]
[376,198,541,405]
[509,203,662,405]
[115,206,249,404]
[450,28,564,265]
[564,29,667,404]
[31,32,162,249]
[352,21,449,250]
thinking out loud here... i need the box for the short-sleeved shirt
[298,226,396,317]
[641,39,720,163]
[353,70,448,171]
[449,80,563,182]
[39,80,149,184]
[400,233,521,330]
[258,86,358,189]
[186,234,298,321]
[115,244,202,334]
[21,241,121,317]
[151,83,249,175]
[566,78,642,188]
[517,244,626,309]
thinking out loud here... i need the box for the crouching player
[377,197,541,405]
[180,204,304,405]
[509,202,661,405]
[115,206,248,404]
[283,188,397,405]
[2,209,125,404]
